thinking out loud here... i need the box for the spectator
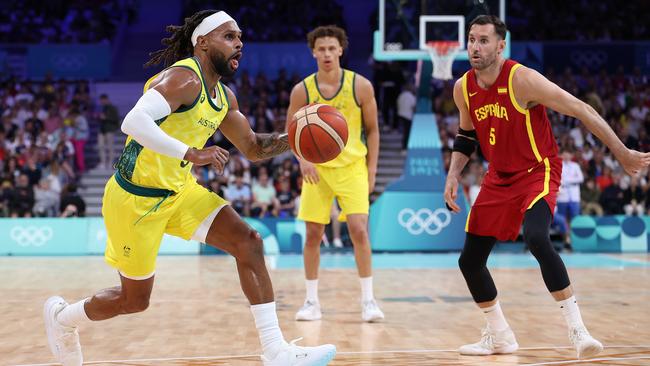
[378,62,404,130]
[557,148,584,227]
[97,94,120,169]
[8,173,34,217]
[322,204,344,248]
[33,178,59,217]
[43,105,62,134]
[225,174,251,216]
[68,107,89,173]
[276,177,295,218]
[21,157,42,187]
[208,178,226,197]
[596,166,613,191]
[251,170,278,217]
[53,139,76,181]
[0,179,13,217]
[59,183,86,217]
[581,178,603,216]
[397,82,416,151]
[623,176,645,216]
[551,206,570,248]
[599,174,624,215]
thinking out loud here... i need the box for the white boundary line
[522,355,650,366]
[13,345,650,366]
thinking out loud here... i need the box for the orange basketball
[287,103,348,164]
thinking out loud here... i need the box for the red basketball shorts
[466,156,562,241]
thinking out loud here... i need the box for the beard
[470,52,497,71]
[210,49,238,77]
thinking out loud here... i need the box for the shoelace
[569,327,590,345]
[479,328,496,349]
[363,300,377,310]
[300,301,317,311]
[57,328,79,353]
[287,338,309,359]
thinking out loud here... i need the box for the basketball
[287,103,348,164]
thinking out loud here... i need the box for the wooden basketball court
[3,254,650,365]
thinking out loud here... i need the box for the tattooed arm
[220,86,291,161]
[252,132,290,160]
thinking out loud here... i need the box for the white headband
[191,11,237,46]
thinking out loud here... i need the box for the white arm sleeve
[121,88,189,160]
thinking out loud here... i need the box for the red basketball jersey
[462,60,558,174]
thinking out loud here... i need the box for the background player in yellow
[286,26,383,322]
[43,10,335,366]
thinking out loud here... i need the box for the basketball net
[426,41,460,80]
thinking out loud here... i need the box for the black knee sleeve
[524,200,571,292]
[458,233,498,303]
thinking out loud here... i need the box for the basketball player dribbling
[445,15,650,358]
[43,10,335,366]
[285,26,384,322]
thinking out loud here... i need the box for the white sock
[360,276,374,303]
[250,302,287,360]
[558,296,585,329]
[56,298,91,328]
[305,279,319,302]
[482,301,510,331]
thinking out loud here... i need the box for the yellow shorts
[298,158,369,224]
[102,174,227,278]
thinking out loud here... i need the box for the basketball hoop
[426,41,460,80]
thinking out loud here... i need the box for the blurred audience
[183,0,345,42]
[0,0,137,44]
[0,76,92,217]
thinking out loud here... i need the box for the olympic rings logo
[569,50,607,69]
[10,226,53,247]
[398,208,451,235]
[51,54,87,71]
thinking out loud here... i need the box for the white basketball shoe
[44,296,83,366]
[262,338,336,366]
[295,300,322,321]
[361,299,385,322]
[459,326,519,355]
[569,326,603,359]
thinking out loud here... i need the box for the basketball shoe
[295,300,322,321]
[569,326,603,359]
[44,296,83,366]
[361,299,385,322]
[459,326,519,355]
[262,338,336,366]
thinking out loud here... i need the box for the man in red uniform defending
[444,15,650,359]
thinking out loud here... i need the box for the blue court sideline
[271,253,649,269]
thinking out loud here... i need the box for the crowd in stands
[509,0,650,41]
[0,0,137,44]
[0,76,91,217]
[182,0,345,42]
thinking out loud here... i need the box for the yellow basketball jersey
[115,57,229,192]
[302,69,366,168]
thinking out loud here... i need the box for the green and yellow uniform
[103,57,229,278]
[298,69,369,224]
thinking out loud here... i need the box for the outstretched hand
[617,148,650,176]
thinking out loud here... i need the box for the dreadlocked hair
[144,10,218,68]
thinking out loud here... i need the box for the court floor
[3,252,649,365]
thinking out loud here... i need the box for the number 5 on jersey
[489,127,496,145]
